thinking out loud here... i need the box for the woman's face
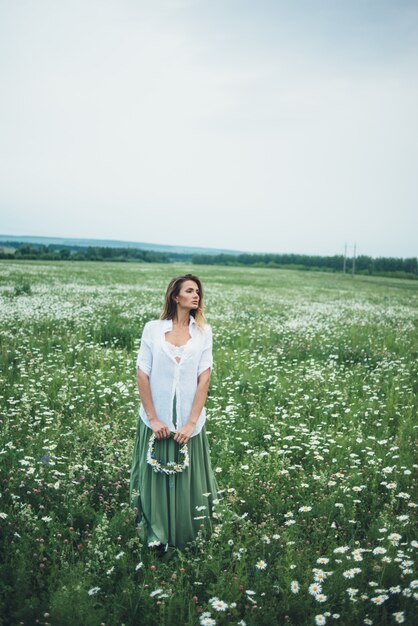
[176,280,200,310]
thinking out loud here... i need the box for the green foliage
[13,279,32,296]
[0,260,417,625]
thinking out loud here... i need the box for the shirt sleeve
[136,322,153,376]
[197,324,213,376]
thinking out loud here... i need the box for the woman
[129,273,219,559]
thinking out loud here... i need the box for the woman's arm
[173,368,211,445]
[137,370,171,440]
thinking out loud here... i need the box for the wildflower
[290,580,300,593]
[135,562,144,570]
[371,594,389,605]
[245,590,256,595]
[309,583,322,595]
[87,587,100,595]
[392,612,405,623]
[150,588,163,597]
[315,594,328,603]
[396,492,410,499]
[41,516,52,522]
[115,551,124,560]
[0,513,8,519]
[299,505,312,512]
[343,568,361,578]
[255,560,267,570]
[200,618,216,626]
[209,597,228,611]
[317,557,329,564]
[372,547,386,555]
[313,569,331,582]
[315,616,326,625]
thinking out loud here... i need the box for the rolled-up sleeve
[136,322,153,376]
[197,325,213,376]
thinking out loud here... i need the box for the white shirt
[136,315,213,437]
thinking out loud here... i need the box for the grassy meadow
[0,260,417,626]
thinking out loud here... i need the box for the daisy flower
[309,583,322,595]
[209,598,228,611]
[200,618,216,626]
[315,594,328,603]
[255,560,267,570]
[371,594,389,605]
[87,587,100,596]
[290,580,300,594]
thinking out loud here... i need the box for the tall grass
[0,260,417,626]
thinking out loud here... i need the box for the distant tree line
[192,252,418,279]
[0,243,170,263]
[0,241,416,279]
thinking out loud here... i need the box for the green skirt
[129,396,220,551]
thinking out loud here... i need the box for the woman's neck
[173,310,190,327]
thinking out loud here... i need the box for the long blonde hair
[160,273,207,331]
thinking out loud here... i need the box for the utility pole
[343,242,347,273]
[352,243,356,276]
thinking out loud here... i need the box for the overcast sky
[0,0,417,257]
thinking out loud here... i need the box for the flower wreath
[146,432,190,475]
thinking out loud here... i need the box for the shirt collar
[161,315,196,330]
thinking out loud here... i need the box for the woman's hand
[173,422,195,446]
[149,418,171,440]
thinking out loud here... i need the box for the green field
[0,261,417,626]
